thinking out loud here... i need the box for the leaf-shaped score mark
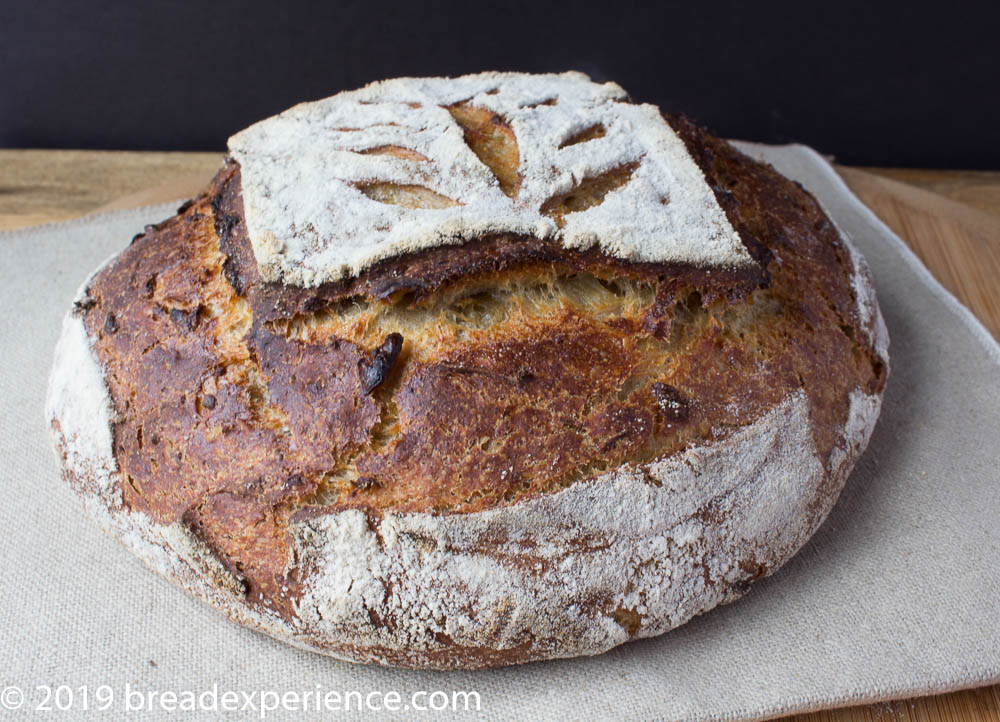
[540,163,638,228]
[358,145,430,161]
[558,123,606,149]
[446,103,521,198]
[357,182,460,210]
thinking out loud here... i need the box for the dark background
[3,0,997,168]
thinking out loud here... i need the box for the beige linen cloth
[0,143,997,722]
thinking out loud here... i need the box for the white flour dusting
[229,71,752,287]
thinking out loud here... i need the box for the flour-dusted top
[228,71,753,287]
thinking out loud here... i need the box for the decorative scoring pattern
[228,72,753,287]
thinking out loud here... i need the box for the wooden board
[1,150,997,721]
[836,166,1000,340]
[0,150,222,230]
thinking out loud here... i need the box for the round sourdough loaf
[46,72,888,669]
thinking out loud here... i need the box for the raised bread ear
[228,72,753,288]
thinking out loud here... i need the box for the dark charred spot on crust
[168,305,202,332]
[869,358,886,392]
[352,476,381,491]
[283,473,306,490]
[211,189,247,296]
[74,294,96,313]
[103,312,118,335]
[221,254,245,295]
[209,190,225,218]
[201,394,217,410]
[359,333,404,395]
[213,214,239,243]
[651,383,689,422]
[214,210,245,296]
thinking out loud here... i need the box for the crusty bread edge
[45,242,887,671]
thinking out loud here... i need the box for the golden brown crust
[74,115,886,629]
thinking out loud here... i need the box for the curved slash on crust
[356,183,460,209]
[558,123,607,149]
[446,102,522,198]
[540,163,639,228]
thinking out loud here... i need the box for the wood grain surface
[1,149,997,722]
